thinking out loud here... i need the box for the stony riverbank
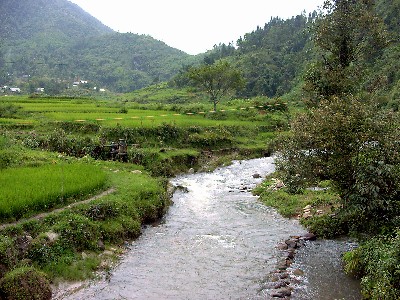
[264,233,317,299]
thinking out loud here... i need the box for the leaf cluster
[277,96,400,233]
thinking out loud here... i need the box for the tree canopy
[277,0,399,236]
[303,0,388,102]
[187,61,244,111]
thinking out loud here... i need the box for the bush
[188,131,233,149]
[40,129,95,157]
[53,214,100,251]
[100,216,141,244]
[0,267,52,300]
[343,230,400,299]
[277,96,400,234]
[0,236,18,275]
[301,215,348,239]
[0,104,21,118]
[27,234,66,266]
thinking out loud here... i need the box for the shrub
[27,234,66,266]
[277,96,400,233]
[188,131,233,149]
[83,201,120,221]
[0,236,18,275]
[100,216,141,244]
[0,104,21,118]
[301,215,348,239]
[0,267,52,300]
[53,214,100,251]
[343,231,400,299]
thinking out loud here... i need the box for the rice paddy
[0,162,108,222]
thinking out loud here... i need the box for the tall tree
[304,0,388,102]
[188,61,244,111]
[278,0,399,233]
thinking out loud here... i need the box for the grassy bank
[254,175,400,299]
[0,154,169,288]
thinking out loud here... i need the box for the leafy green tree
[277,96,400,232]
[278,0,399,234]
[188,61,244,111]
[304,0,388,103]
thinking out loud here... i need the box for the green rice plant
[0,163,108,222]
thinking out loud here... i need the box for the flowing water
[59,157,360,299]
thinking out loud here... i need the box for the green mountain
[179,0,399,104]
[172,14,318,99]
[0,0,195,93]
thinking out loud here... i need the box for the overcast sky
[68,0,325,55]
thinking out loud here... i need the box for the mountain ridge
[0,0,195,92]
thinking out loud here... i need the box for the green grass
[253,177,340,218]
[0,163,108,222]
[35,110,268,128]
[0,160,168,282]
[1,95,286,128]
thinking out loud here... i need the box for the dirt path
[0,188,116,230]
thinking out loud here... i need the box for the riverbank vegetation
[254,1,400,299]
[0,91,287,297]
[0,147,170,293]
[1,0,399,298]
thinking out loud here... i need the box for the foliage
[235,14,317,98]
[188,130,233,149]
[277,96,400,233]
[53,213,101,251]
[0,266,52,300]
[343,230,400,299]
[187,61,245,111]
[303,0,388,103]
[0,236,18,271]
[0,104,21,118]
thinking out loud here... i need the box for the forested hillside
[234,14,317,98]
[174,0,399,105]
[0,0,195,93]
[1,0,398,101]
[171,13,319,99]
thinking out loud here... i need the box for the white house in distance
[72,79,89,87]
[10,87,21,93]
[1,86,21,93]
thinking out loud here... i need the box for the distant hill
[0,0,196,93]
[182,0,399,103]
[172,14,318,99]
[1,0,112,42]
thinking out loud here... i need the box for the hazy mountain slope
[0,0,195,93]
[1,0,112,42]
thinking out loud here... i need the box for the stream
[59,157,361,299]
